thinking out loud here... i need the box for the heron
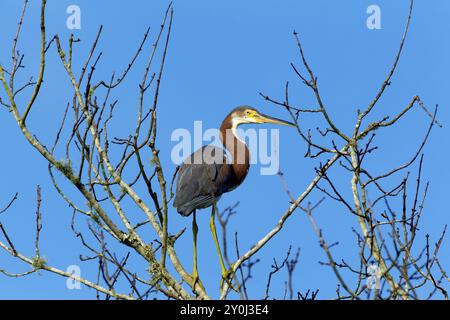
[173,106,294,289]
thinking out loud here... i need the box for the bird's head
[229,106,295,127]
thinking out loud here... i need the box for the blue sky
[0,0,449,299]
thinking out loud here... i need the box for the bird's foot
[190,272,205,293]
[220,264,239,293]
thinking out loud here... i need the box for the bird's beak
[255,113,296,126]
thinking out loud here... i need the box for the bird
[173,106,294,289]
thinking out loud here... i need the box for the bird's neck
[220,117,250,184]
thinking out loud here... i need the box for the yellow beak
[255,113,295,126]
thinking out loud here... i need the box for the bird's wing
[173,146,228,215]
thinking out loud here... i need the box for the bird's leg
[210,205,227,276]
[191,211,204,292]
[210,203,238,293]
